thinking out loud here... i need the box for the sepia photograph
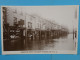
[1,5,79,54]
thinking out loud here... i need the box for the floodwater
[4,34,77,51]
[43,34,76,50]
[25,34,76,50]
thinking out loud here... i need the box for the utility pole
[25,13,27,48]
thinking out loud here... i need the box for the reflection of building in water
[73,28,77,40]
[2,7,69,51]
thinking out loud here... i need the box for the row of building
[2,7,69,40]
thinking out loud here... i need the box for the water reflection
[3,33,76,51]
[24,33,76,50]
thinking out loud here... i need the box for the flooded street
[2,6,78,55]
[24,34,76,51]
[4,33,76,51]
[43,34,76,50]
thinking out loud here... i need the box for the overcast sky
[9,6,79,31]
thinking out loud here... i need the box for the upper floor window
[14,17,17,25]
[28,22,32,29]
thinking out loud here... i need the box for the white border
[1,5,79,55]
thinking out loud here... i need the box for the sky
[8,6,79,32]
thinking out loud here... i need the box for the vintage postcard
[1,5,79,54]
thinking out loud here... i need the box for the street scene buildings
[2,6,78,54]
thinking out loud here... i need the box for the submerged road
[42,34,76,50]
[25,34,77,51]
[4,34,77,51]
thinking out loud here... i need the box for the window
[28,22,32,29]
[14,17,17,25]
